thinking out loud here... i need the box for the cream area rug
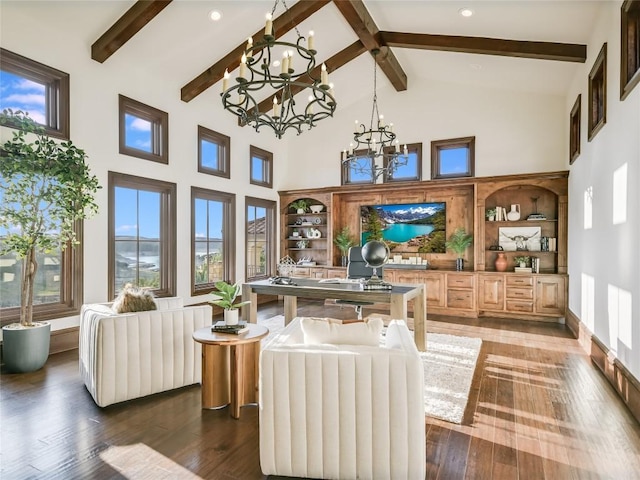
[258,315,482,424]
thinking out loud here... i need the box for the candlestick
[265,13,273,36]
[281,52,289,74]
[246,37,253,58]
[321,63,328,86]
[222,69,229,92]
[239,54,247,80]
[308,30,315,51]
[273,96,280,117]
[307,95,314,115]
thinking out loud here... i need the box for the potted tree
[209,280,251,325]
[0,109,100,372]
[333,226,355,267]
[445,227,473,271]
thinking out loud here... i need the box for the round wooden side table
[193,323,269,419]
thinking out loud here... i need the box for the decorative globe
[361,240,389,268]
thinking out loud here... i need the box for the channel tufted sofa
[79,297,211,407]
[259,317,426,480]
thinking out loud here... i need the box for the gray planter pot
[2,321,51,373]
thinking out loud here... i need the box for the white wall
[566,1,640,379]
[0,2,286,330]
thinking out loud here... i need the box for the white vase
[224,309,239,325]
[507,204,521,221]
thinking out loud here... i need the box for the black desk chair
[336,246,384,320]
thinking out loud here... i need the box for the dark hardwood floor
[2,300,640,479]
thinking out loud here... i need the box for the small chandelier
[220,0,337,139]
[342,49,407,181]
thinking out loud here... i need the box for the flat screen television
[360,202,446,253]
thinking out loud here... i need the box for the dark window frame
[341,150,376,185]
[249,145,273,188]
[118,95,169,164]
[0,222,84,326]
[245,196,277,281]
[0,48,70,140]
[569,94,581,164]
[191,187,236,296]
[621,0,640,100]
[198,125,230,178]
[588,43,607,142]
[108,172,176,300]
[430,136,476,180]
[384,142,422,183]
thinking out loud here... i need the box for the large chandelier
[220,0,337,139]
[342,49,407,181]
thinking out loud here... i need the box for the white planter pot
[224,309,239,325]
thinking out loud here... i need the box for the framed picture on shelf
[499,226,541,251]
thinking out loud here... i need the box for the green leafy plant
[485,208,496,219]
[209,281,251,310]
[333,226,355,255]
[0,109,100,326]
[513,256,530,266]
[365,208,384,241]
[445,227,473,258]
[290,199,309,212]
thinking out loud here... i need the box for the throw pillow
[112,284,157,314]
[300,317,383,346]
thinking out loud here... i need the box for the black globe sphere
[361,240,389,268]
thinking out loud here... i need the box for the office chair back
[346,246,384,279]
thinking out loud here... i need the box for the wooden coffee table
[192,323,269,418]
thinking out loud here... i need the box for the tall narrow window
[431,136,475,179]
[621,0,640,100]
[192,187,235,295]
[385,143,422,182]
[341,150,375,185]
[119,95,169,164]
[0,48,69,139]
[588,44,607,141]
[246,197,276,281]
[198,125,230,178]
[108,172,176,299]
[569,94,581,164]
[250,145,273,188]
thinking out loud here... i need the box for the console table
[241,279,426,351]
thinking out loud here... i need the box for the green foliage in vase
[445,227,473,258]
[209,281,251,310]
[333,226,355,255]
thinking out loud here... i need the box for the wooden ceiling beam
[332,0,407,91]
[91,0,173,63]
[181,0,330,103]
[252,40,367,115]
[378,31,587,63]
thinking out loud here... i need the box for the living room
[1,1,640,478]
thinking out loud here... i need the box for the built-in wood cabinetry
[279,171,568,321]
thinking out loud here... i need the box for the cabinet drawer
[291,267,310,277]
[506,275,533,287]
[447,274,474,289]
[447,289,474,310]
[506,300,534,313]
[506,287,533,300]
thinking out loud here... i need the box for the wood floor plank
[2,300,640,480]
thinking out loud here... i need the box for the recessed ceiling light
[209,10,222,21]
[459,8,474,17]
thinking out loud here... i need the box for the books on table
[211,320,249,334]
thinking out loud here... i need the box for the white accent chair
[79,297,211,407]
[259,317,425,480]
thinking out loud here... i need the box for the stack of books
[211,320,249,334]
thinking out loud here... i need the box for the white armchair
[79,297,211,407]
[259,317,425,480]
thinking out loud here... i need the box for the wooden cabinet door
[424,272,445,308]
[478,274,504,311]
[535,275,566,315]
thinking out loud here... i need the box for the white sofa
[259,317,426,480]
[79,297,211,407]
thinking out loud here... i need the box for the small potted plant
[445,227,473,271]
[333,226,355,267]
[485,208,496,221]
[209,281,251,325]
[290,199,309,214]
[513,256,530,268]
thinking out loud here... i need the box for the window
[250,145,273,188]
[192,187,235,295]
[0,48,69,139]
[341,150,375,185]
[119,95,169,164]
[245,197,276,280]
[588,43,607,141]
[384,143,422,182]
[108,172,176,299]
[198,125,230,178]
[570,94,581,164]
[431,136,475,179]
[621,0,640,100]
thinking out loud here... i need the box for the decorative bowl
[309,205,323,213]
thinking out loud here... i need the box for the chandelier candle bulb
[222,69,229,92]
[389,122,394,132]
[281,52,289,74]
[307,95,313,114]
[378,115,384,128]
[239,54,247,80]
[287,51,294,72]
[265,13,273,37]
[246,37,253,58]
[273,96,280,117]
[404,144,408,155]
[321,63,328,86]
[308,31,315,51]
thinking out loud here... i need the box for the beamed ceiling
[90,0,600,115]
